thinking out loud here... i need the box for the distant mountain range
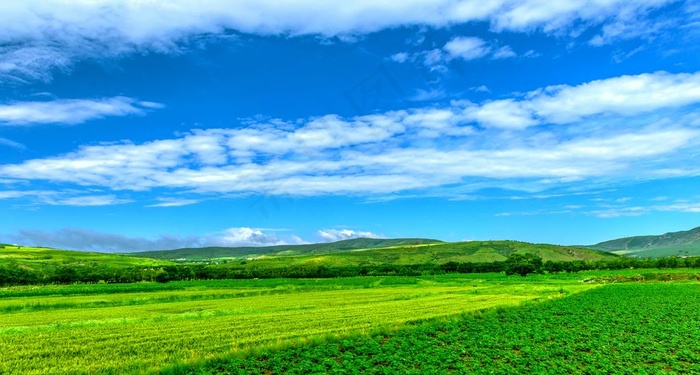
[127,236,617,265]
[589,226,700,258]
[129,238,442,260]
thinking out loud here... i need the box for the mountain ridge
[128,238,442,260]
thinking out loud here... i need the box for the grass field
[1,270,698,374]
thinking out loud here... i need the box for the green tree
[504,253,543,277]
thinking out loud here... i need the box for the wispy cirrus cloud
[0,190,131,206]
[0,97,163,126]
[0,138,25,149]
[0,0,679,82]
[45,194,132,207]
[589,200,700,218]
[146,198,201,208]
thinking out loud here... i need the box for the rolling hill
[0,244,169,268]
[197,240,617,269]
[139,239,617,268]
[589,226,700,258]
[129,238,442,260]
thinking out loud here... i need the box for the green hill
[0,244,169,268]
[129,238,442,260]
[221,240,617,269]
[589,226,700,258]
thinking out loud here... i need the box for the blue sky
[1,1,700,252]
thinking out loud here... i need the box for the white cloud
[318,229,383,242]
[464,71,700,129]
[209,227,289,247]
[491,0,672,33]
[42,194,132,206]
[463,99,537,129]
[0,190,38,200]
[527,71,700,124]
[45,194,132,207]
[492,45,517,59]
[147,198,201,208]
[589,200,700,218]
[0,0,675,81]
[0,138,25,149]
[0,97,163,126]
[1,71,699,200]
[0,190,132,206]
[410,88,446,101]
[443,37,491,60]
[395,36,517,68]
[391,52,410,63]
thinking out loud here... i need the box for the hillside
[129,238,442,260]
[590,226,700,258]
[223,240,617,269]
[0,244,169,268]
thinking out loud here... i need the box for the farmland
[0,273,595,374]
[2,270,700,374]
[186,282,700,375]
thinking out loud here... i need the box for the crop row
[175,283,700,375]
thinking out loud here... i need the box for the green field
[2,270,699,374]
[1,241,621,285]
[1,273,598,374]
[187,282,700,375]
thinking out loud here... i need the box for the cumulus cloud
[443,37,492,60]
[210,227,290,247]
[6,226,305,252]
[318,229,383,242]
[0,0,676,82]
[0,97,163,126]
[0,71,699,201]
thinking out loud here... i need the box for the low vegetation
[177,283,700,375]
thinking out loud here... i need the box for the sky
[1,0,700,252]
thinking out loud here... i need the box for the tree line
[1,254,700,286]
